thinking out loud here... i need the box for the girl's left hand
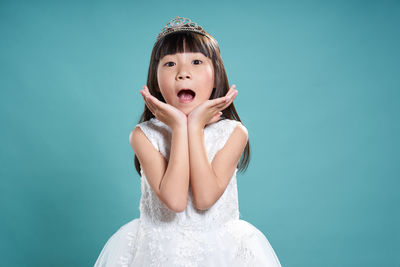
[188,84,238,130]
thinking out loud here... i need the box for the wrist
[171,120,187,132]
[187,117,205,131]
[188,121,204,133]
[169,113,187,130]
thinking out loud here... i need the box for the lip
[177,88,196,103]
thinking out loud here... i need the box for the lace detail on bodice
[136,118,242,232]
[94,117,282,267]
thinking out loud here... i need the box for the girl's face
[157,52,215,115]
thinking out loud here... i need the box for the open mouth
[177,89,196,103]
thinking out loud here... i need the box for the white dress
[94,118,282,267]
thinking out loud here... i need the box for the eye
[164,61,175,67]
[192,59,202,65]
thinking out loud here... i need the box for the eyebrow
[161,53,206,63]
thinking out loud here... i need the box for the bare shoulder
[129,126,146,151]
[235,123,248,140]
[211,122,248,195]
[224,122,248,150]
[213,122,248,164]
[129,125,162,157]
[129,126,165,165]
[129,125,167,196]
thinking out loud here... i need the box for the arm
[186,84,242,210]
[130,86,190,213]
[130,125,189,213]
[188,123,248,210]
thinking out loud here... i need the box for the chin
[179,106,194,116]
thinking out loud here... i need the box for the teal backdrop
[1,1,399,266]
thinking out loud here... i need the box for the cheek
[157,65,173,85]
[197,67,215,99]
[157,72,174,98]
[202,66,214,85]
[157,71,167,87]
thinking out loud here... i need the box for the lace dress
[94,118,282,267]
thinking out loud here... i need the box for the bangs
[154,31,215,61]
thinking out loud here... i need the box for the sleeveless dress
[94,118,282,267]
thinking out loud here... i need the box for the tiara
[156,16,209,41]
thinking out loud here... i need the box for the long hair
[134,31,250,174]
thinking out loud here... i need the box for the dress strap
[205,119,243,161]
[135,118,171,159]
[217,119,242,150]
[136,118,243,162]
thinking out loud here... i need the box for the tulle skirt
[94,218,282,267]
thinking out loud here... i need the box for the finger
[140,90,157,114]
[207,112,222,125]
[145,95,158,114]
[146,93,167,111]
[208,95,229,108]
[141,85,153,100]
[144,86,155,100]
[141,88,158,107]
[143,95,156,114]
[226,87,237,99]
[207,85,236,107]
[215,90,236,108]
[218,90,238,110]
[140,90,150,106]
[143,88,162,106]
[224,89,238,103]
[141,86,151,97]
[218,85,237,104]
[224,84,236,97]
[226,89,238,106]
[146,93,172,117]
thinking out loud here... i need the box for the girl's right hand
[140,85,187,130]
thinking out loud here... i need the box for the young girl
[94,16,282,267]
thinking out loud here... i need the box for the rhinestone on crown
[156,16,209,41]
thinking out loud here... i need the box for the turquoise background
[1,1,399,266]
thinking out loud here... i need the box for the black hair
[134,31,250,174]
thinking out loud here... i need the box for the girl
[94,16,282,267]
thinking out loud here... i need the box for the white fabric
[94,118,282,267]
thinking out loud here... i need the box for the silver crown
[156,16,209,41]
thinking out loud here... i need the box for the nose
[176,68,191,80]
